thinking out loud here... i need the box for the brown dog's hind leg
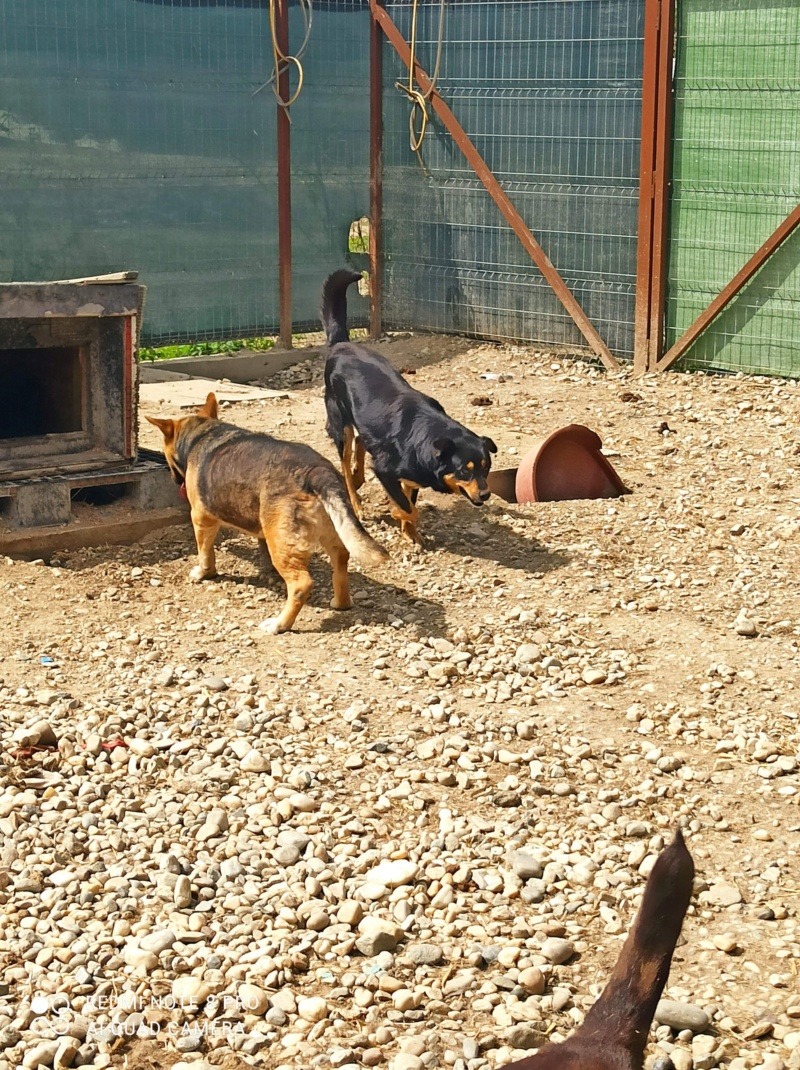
[341,425,363,518]
[318,524,352,610]
[257,507,315,634]
[189,507,221,582]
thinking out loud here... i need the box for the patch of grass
[139,337,276,362]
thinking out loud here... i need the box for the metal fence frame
[1,0,797,372]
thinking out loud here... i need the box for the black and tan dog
[321,269,497,544]
[146,393,387,634]
[502,830,695,1070]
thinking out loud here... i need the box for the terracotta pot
[487,424,629,504]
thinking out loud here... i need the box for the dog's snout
[479,488,490,502]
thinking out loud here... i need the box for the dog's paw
[258,617,283,635]
[330,596,353,611]
[189,566,216,583]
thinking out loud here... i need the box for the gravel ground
[1,336,799,1070]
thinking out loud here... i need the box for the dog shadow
[366,501,570,576]
[221,539,450,636]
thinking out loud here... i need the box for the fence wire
[666,0,800,376]
[380,0,645,360]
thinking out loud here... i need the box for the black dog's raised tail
[321,269,362,347]
[574,829,695,1062]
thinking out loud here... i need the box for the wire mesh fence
[380,0,645,360]
[666,0,800,376]
[2,0,797,371]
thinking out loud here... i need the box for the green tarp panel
[666,0,800,376]
[0,0,370,344]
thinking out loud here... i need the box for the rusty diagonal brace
[369,0,620,372]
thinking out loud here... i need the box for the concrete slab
[0,507,188,559]
[0,457,189,557]
[138,376,289,410]
[138,345,315,385]
[138,366,194,383]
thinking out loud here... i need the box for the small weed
[348,216,370,254]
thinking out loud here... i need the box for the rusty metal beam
[648,0,676,372]
[369,3,383,339]
[276,0,293,349]
[633,0,664,374]
[657,202,800,372]
[369,0,619,372]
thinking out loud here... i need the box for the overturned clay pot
[487,424,630,504]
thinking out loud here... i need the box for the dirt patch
[1,334,799,1070]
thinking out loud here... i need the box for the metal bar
[124,316,134,459]
[276,0,293,350]
[648,0,676,371]
[657,202,800,372]
[60,272,139,284]
[369,2,383,339]
[369,0,620,372]
[633,0,662,374]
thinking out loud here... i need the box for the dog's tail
[573,829,695,1064]
[321,269,362,347]
[317,476,388,568]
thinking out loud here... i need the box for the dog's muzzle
[460,485,490,506]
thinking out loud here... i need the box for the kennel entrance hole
[0,347,84,440]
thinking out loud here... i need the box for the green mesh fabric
[666,0,800,375]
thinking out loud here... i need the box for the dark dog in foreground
[503,830,695,1070]
[146,393,387,634]
[321,269,497,544]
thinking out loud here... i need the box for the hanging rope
[394,0,446,174]
[252,0,313,111]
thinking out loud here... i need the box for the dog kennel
[0,279,187,555]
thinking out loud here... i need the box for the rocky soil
[1,337,799,1070]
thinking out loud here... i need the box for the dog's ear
[432,437,454,457]
[198,392,218,419]
[145,415,175,442]
[482,436,498,454]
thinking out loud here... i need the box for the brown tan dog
[146,393,387,634]
[502,830,695,1070]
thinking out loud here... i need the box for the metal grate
[665,0,800,376]
[380,0,645,360]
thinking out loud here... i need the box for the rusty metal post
[276,0,293,349]
[633,0,662,374]
[369,1,383,338]
[634,0,675,374]
[648,0,676,371]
